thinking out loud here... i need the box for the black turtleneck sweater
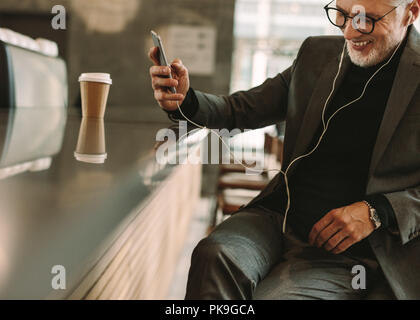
[168,39,406,257]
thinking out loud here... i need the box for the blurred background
[1,0,418,103]
[0,0,338,107]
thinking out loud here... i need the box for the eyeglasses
[324,0,401,34]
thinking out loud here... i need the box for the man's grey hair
[388,0,415,6]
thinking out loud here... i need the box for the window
[231,0,332,94]
[229,0,332,149]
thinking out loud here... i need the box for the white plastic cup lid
[78,73,112,85]
[74,152,107,164]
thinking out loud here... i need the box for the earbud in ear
[408,11,414,24]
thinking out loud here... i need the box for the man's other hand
[308,201,375,254]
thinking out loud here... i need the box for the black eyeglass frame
[324,0,402,34]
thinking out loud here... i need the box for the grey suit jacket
[187,26,420,299]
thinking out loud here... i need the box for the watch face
[373,212,381,228]
[370,209,381,229]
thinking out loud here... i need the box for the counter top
[0,106,207,299]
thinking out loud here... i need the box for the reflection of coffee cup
[74,118,107,164]
[78,73,112,118]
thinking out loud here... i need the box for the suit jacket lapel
[285,49,351,174]
[366,27,420,187]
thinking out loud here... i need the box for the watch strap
[363,200,381,229]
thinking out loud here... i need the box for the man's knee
[191,237,228,266]
[187,237,256,299]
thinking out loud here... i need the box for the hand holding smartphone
[151,30,177,94]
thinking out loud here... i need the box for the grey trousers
[185,207,395,300]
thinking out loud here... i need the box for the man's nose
[342,19,361,40]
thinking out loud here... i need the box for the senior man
[149,0,420,300]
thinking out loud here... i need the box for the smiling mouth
[352,40,373,47]
[348,39,374,52]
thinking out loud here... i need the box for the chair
[209,133,284,233]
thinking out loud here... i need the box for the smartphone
[151,30,176,94]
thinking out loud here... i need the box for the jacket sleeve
[169,37,312,131]
[383,185,420,245]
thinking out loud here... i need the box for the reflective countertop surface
[0,106,207,299]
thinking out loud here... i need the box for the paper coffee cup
[79,73,112,118]
[74,118,107,164]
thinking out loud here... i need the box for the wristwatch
[363,200,381,230]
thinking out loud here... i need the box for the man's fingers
[314,223,340,248]
[149,47,160,65]
[323,230,348,251]
[150,65,171,77]
[171,62,188,77]
[331,237,354,254]
[308,210,336,245]
[154,90,184,102]
[152,77,178,90]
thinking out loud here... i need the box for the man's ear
[408,0,420,25]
